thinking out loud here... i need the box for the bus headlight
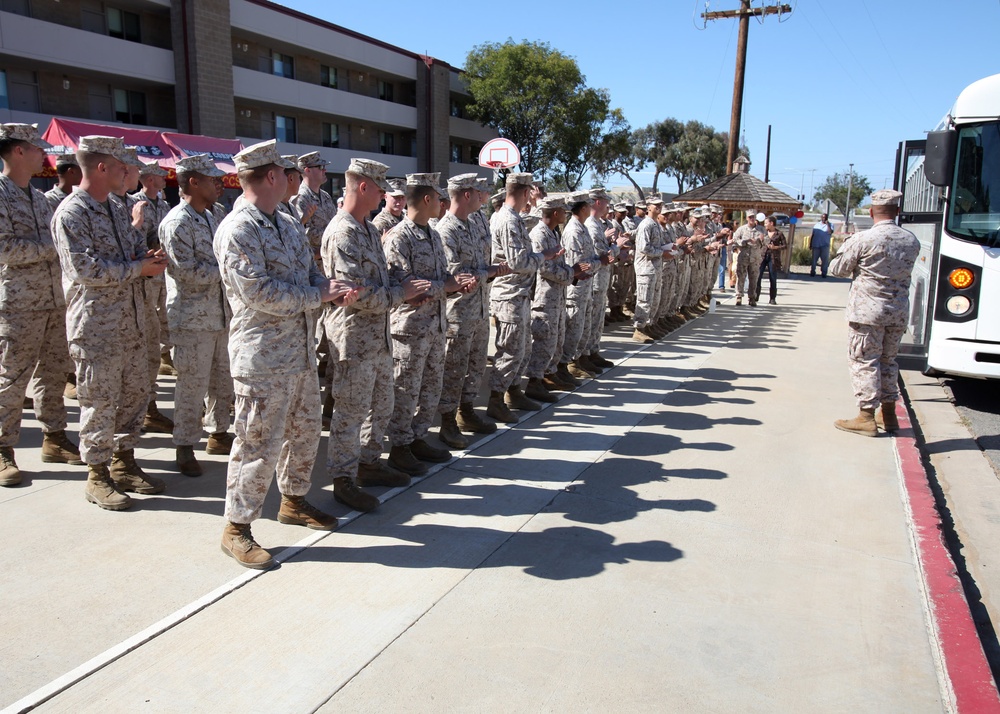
[949,267,975,289]
[946,295,972,315]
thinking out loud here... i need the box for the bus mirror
[924,130,957,188]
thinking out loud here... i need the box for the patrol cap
[710,204,722,213]
[437,186,449,199]
[77,135,126,160]
[385,178,406,196]
[139,161,168,177]
[447,173,479,191]
[475,177,490,192]
[234,139,295,172]
[567,190,593,206]
[405,172,441,188]
[0,123,52,149]
[613,203,627,212]
[646,196,664,206]
[589,187,611,202]
[871,189,903,206]
[175,154,225,178]
[119,147,145,168]
[505,172,534,187]
[635,200,647,209]
[345,157,392,191]
[281,155,301,170]
[297,151,327,170]
[54,153,79,168]
[490,190,506,203]
[624,200,635,208]
[537,195,567,211]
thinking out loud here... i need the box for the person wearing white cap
[731,211,766,306]
[52,136,169,509]
[0,124,83,487]
[216,140,356,568]
[830,189,919,437]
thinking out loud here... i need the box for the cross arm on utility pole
[702,4,791,20]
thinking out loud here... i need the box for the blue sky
[280,0,999,201]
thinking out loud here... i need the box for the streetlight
[845,163,854,233]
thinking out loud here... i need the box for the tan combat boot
[577,354,603,375]
[0,447,21,487]
[358,460,410,488]
[333,476,380,512]
[176,445,203,477]
[486,391,517,424]
[158,352,178,376]
[524,377,558,404]
[277,495,337,530]
[41,430,84,465]
[85,463,131,510]
[457,403,497,433]
[567,360,594,380]
[206,431,234,455]
[63,376,78,400]
[834,408,878,437]
[221,521,274,569]
[506,384,541,411]
[632,328,653,344]
[388,444,429,475]
[556,363,581,387]
[543,372,572,392]
[438,411,469,449]
[143,401,174,434]
[880,402,900,433]
[411,438,451,463]
[111,449,166,494]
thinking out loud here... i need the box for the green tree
[550,88,612,191]
[634,119,684,193]
[464,40,589,178]
[592,113,646,198]
[815,171,873,219]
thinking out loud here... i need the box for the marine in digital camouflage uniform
[631,197,665,342]
[371,178,405,236]
[830,189,920,437]
[584,188,619,370]
[561,192,601,377]
[0,124,80,487]
[732,211,766,306]
[52,135,168,510]
[289,151,336,264]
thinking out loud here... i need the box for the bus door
[894,139,944,359]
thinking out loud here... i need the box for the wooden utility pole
[703,1,792,174]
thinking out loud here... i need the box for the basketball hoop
[478,138,521,171]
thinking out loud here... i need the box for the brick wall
[171,0,235,137]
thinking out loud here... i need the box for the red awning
[41,118,178,170]
[162,132,243,188]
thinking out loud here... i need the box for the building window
[6,69,39,113]
[379,132,394,155]
[450,144,462,163]
[320,65,338,89]
[114,88,146,125]
[469,144,482,165]
[276,115,296,143]
[322,122,339,149]
[450,98,461,118]
[0,71,7,110]
[378,80,394,102]
[272,52,294,79]
[107,7,141,42]
[0,0,30,16]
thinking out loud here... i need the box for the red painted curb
[894,401,1000,712]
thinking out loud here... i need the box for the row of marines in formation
[0,122,755,569]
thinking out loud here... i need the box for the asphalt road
[941,376,1000,476]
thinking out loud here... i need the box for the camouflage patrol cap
[589,187,611,202]
[646,196,664,206]
[297,151,328,170]
[475,178,490,192]
[405,172,441,188]
[710,204,722,213]
[505,172,533,187]
[490,190,505,203]
[345,158,392,191]
[537,195,567,211]
[54,153,79,168]
[119,147,145,168]
[77,135,126,160]
[870,189,903,206]
[437,186,449,199]
[138,161,168,177]
[567,190,593,206]
[234,139,295,172]
[613,203,627,213]
[447,172,480,191]
[635,200,647,209]
[386,178,406,196]
[175,154,225,178]
[0,123,52,149]
[281,155,300,170]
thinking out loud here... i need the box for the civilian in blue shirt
[810,213,835,277]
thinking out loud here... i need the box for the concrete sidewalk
[0,277,964,712]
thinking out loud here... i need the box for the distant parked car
[771,213,790,226]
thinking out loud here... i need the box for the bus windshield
[947,121,1000,246]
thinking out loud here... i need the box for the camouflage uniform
[160,201,233,447]
[655,223,678,320]
[632,215,664,329]
[527,220,573,378]
[52,189,148,465]
[371,207,402,236]
[585,214,618,354]
[561,215,599,362]
[436,211,491,414]
[132,188,172,382]
[215,202,324,524]
[830,219,920,409]
[289,182,336,258]
[732,222,766,302]
[384,217,449,447]
[0,173,69,446]
[43,186,72,215]
[323,211,406,478]
[489,205,543,392]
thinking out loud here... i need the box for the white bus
[896,73,1000,379]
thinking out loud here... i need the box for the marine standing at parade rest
[0,124,82,487]
[487,172,563,424]
[830,189,920,437]
[159,154,234,478]
[372,178,406,236]
[289,151,336,264]
[52,135,168,510]
[323,159,431,514]
[584,187,620,371]
[435,174,508,449]
[561,191,601,378]
[732,211,766,306]
[631,196,665,343]
[215,140,356,569]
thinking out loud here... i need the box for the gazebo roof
[674,171,801,213]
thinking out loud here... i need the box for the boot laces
[0,448,15,467]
